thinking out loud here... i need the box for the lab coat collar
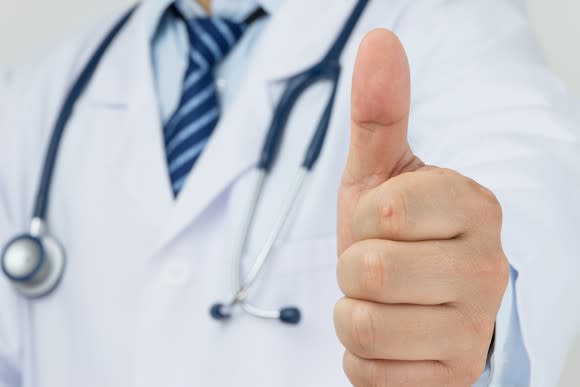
[83,0,177,220]
[257,0,358,81]
[81,0,360,253]
[85,0,356,104]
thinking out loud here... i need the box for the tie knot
[186,17,246,68]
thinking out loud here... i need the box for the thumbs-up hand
[334,30,509,386]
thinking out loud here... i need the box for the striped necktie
[164,15,246,196]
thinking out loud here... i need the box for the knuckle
[475,251,510,290]
[428,361,454,387]
[471,360,487,383]
[470,183,503,225]
[337,247,355,294]
[495,253,510,287]
[334,298,351,344]
[342,351,358,384]
[467,318,491,353]
[350,302,376,356]
[460,360,488,386]
[453,307,494,361]
[438,167,462,178]
[439,363,457,387]
[359,246,390,297]
[380,188,409,239]
[445,360,485,387]
[480,188,502,222]
[452,308,484,354]
[367,361,387,387]
[343,352,387,387]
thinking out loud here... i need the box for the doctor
[1,0,579,386]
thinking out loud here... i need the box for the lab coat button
[161,261,190,286]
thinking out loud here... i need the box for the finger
[345,29,419,186]
[334,299,471,361]
[338,239,469,305]
[353,168,499,242]
[339,29,423,255]
[343,351,451,387]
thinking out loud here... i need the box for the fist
[334,30,509,386]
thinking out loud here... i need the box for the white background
[0,0,579,385]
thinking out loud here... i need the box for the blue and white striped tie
[164,17,245,196]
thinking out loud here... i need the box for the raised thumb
[344,29,416,187]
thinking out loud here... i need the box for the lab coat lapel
[155,0,357,251]
[84,5,174,223]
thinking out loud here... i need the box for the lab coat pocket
[234,236,347,385]
[247,235,341,319]
[263,235,338,275]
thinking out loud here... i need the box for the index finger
[353,168,491,242]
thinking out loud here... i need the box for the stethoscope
[1,0,370,325]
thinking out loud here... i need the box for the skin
[198,0,212,14]
[334,29,509,386]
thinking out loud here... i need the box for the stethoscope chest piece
[1,233,66,298]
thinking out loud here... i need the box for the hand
[334,30,509,386]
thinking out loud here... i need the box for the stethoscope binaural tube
[209,0,370,325]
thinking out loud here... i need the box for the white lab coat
[1,1,579,386]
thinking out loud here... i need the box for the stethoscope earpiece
[210,303,231,321]
[279,307,301,325]
[1,230,66,299]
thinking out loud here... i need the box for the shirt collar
[185,0,283,18]
[142,0,282,40]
